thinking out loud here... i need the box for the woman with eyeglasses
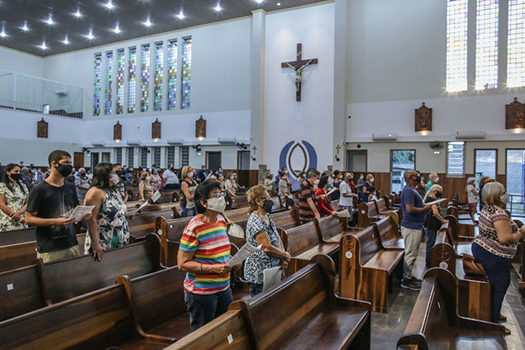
[177,179,239,331]
[0,164,29,231]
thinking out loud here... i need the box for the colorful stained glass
[475,0,499,90]
[154,42,164,111]
[141,44,151,112]
[93,53,102,116]
[181,37,192,110]
[446,0,468,92]
[116,49,125,114]
[167,39,178,110]
[128,47,137,113]
[105,51,114,115]
[507,0,525,87]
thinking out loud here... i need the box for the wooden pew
[375,198,400,225]
[0,227,36,246]
[447,206,476,237]
[0,283,171,350]
[316,215,356,244]
[444,214,477,242]
[438,219,473,257]
[373,216,404,250]
[271,206,300,230]
[512,220,525,298]
[117,266,190,343]
[0,233,86,273]
[397,268,505,350]
[231,256,371,349]
[127,207,179,242]
[0,265,45,321]
[281,221,339,275]
[356,201,386,228]
[339,226,404,313]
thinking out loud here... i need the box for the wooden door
[73,152,84,169]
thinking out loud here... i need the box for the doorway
[347,150,367,173]
[390,150,415,194]
[73,152,84,169]
[237,151,250,170]
[206,151,222,171]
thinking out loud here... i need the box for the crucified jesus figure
[287,59,314,96]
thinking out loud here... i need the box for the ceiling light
[0,30,7,38]
[104,1,114,9]
[73,9,82,18]
[62,35,70,45]
[143,18,152,27]
[39,41,48,50]
[113,24,121,33]
[86,30,94,40]
[277,2,281,6]
[21,22,29,31]
[177,11,185,19]
[214,3,222,12]
[255,0,264,4]
[44,15,55,25]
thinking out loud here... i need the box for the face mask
[207,196,226,213]
[370,179,374,183]
[435,191,442,198]
[56,163,73,177]
[262,199,274,214]
[500,193,509,204]
[9,173,21,181]
[412,175,421,183]
[314,179,320,185]
[188,172,194,178]
[110,174,120,185]
[434,177,439,183]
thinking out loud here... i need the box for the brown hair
[247,184,268,212]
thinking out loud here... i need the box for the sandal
[499,315,507,323]
[504,327,511,336]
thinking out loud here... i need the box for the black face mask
[412,175,421,183]
[262,199,274,214]
[55,163,73,177]
[9,173,21,181]
[435,191,443,198]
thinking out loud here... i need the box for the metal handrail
[509,193,525,217]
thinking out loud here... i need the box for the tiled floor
[370,243,525,349]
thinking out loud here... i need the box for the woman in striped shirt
[177,179,239,331]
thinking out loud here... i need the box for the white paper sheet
[426,198,447,206]
[127,201,149,215]
[67,205,95,223]
[327,186,338,196]
[263,266,285,292]
[226,243,261,267]
[336,209,351,218]
[151,190,161,203]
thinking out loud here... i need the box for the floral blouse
[244,212,283,285]
[474,204,518,259]
[0,182,28,231]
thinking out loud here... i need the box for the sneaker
[410,277,422,286]
[401,279,421,291]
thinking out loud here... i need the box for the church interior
[1,0,525,348]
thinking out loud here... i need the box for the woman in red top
[315,175,336,217]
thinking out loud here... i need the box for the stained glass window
[446,0,468,92]
[93,53,102,116]
[181,36,192,110]
[140,44,151,112]
[167,39,178,110]
[128,47,137,113]
[507,0,525,87]
[154,42,164,111]
[105,51,113,115]
[116,49,125,114]
[475,0,499,90]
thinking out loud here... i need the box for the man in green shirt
[425,173,439,193]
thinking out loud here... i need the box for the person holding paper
[177,179,239,331]
[422,184,447,269]
[315,176,337,217]
[83,163,130,261]
[138,172,153,202]
[25,150,91,263]
[244,185,291,296]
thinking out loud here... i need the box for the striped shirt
[179,215,231,295]
[298,180,315,223]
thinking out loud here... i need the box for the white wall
[263,3,335,173]
[0,47,44,77]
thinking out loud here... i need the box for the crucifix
[281,43,318,101]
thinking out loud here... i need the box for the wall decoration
[37,118,48,138]
[195,116,206,139]
[114,121,122,142]
[506,97,525,130]
[281,43,318,101]
[415,102,432,133]
[152,118,162,140]
[279,140,318,191]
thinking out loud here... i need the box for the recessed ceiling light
[73,9,82,18]
[277,2,281,6]
[143,18,152,27]
[113,24,121,33]
[39,41,48,50]
[44,15,55,25]
[104,1,114,9]
[255,0,264,4]
[62,35,70,45]
[0,30,7,38]
[214,3,222,12]
[21,22,29,31]
[86,30,94,40]
[177,10,185,19]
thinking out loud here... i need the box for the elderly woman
[360,174,375,203]
[225,173,239,199]
[466,177,479,216]
[244,185,291,296]
[423,184,447,268]
[0,164,29,231]
[177,179,237,331]
[471,182,525,330]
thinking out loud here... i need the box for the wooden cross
[281,43,318,101]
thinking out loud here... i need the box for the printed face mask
[110,173,120,185]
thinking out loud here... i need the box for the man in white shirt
[339,172,358,224]
[163,165,180,189]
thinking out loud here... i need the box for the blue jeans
[182,207,197,217]
[424,226,437,268]
[471,243,511,323]
[184,287,233,331]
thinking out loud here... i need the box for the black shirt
[26,181,79,253]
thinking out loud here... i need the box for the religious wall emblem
[279,140,318,190]
[415,102,432,133]
[281,43,318,101]
[37,118,48,138]
[505,97,525,130]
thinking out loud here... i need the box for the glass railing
[0,70,84,118]
[509,193,525,218]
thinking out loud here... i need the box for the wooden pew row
[0,227,37,246]
[375,198,401,225]
[397,268,505,350]
[447,205,477,237]
[339,225,404,313]
[0,233,86,274]
[356,201,388,228]
[127,206,179,242]
[0,234,161,322]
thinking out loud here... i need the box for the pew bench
[437,220,473,257]
[0,227,37,246]
[375,198,400,224]
[357,201,386,228]
[233,256,371,349]
[127,207,179,242]
[339,226,404,313]
[271,206,300,230]
[447,206,477,237]
[397,268,505,350]
[0,265,45,321]
[316,215,356,244]
[373,215,404,250]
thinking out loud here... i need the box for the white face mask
[500,193,509,204]
[434,177,439,183]
[314,179,320,185]
[207,196,226,213]
[110,174,120,185]
[187,171,194,178]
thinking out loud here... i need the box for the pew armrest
[333,294,372,312]
[457,316,506,333]
[142,332,177,344]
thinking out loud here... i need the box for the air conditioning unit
[455,131,486,140]
[218,138,236,144]
[55,89,68,96]
[92,141,105,147]
[167,138,184,145]
[126,140,142,146]
[372,133,397,141]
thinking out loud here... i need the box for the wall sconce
[415,102,432,135]
[114,121,122,143]
[506,97,525,133]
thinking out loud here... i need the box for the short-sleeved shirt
[339,181,353,208]
[244,212,282,285]
[360,182,373,202]
[162,169,179,185]
[474,204,518,259]
[400,185,426,230]
[298,181,315,223]
[278,179,288,196]
[467,184,478,203]
[26,181,79,253]
[75,176,91,203]
[179,215,231,295]
[425,180,433,193]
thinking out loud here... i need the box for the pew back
[271,207,299,230]
[0,227,36,246]
[284,221,320,256]
[0,265,45,321]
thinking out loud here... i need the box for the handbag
[262,266,285,292]
[462,254,487,280]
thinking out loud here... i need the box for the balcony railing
[509,193,525,218]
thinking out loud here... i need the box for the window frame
[446,141,466,177]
